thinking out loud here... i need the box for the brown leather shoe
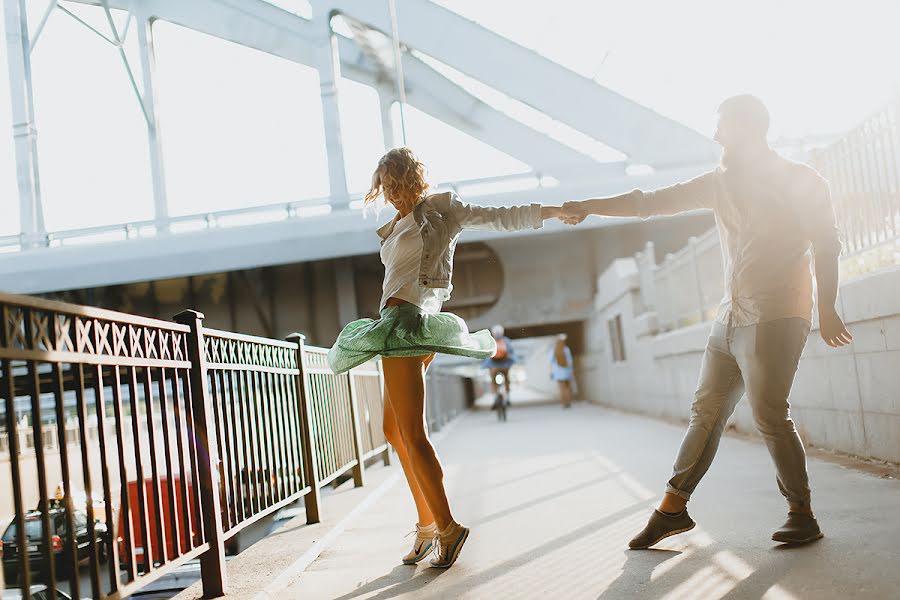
[629,509,696,549]
[772,512,823,544]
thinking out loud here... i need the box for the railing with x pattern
[0,292,395,600]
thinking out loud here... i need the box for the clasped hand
[558,201,588,225]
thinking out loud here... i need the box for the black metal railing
[299,347,364,490]
[350,360,390,463]
[0,292,398,600]
[202,328,311,541]
[425,370,473,431]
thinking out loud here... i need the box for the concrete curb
[249,413,468,600]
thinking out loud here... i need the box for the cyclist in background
[482,325,516,409]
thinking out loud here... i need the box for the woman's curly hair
[365,147,429,213]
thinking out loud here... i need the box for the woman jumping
[327,148,567,568]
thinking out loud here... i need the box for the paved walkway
[275,403,900,599]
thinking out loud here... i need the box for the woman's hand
[541,206,564,220]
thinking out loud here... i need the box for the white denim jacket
[376,192,543,289]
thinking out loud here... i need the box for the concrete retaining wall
[579,260,900,463]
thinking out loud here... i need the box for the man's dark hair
[718,94,770,137]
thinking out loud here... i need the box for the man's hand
[819,306,852,347]
[560,201,588,225]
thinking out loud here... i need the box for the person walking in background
[482,324,516,407]
[549,334,575,408]
[327,148,570,568]
[561,95,852,548]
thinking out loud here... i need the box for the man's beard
[721,143,768,169]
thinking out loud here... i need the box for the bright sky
[1,0,898,235]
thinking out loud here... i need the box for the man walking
[561,95,852,547]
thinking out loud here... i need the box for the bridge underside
[2,167,709,295]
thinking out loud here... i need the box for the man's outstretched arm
[561,172,717,224]
[561,190,643,223]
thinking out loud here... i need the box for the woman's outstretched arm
[443,192,565,232]
[541,206,567,221]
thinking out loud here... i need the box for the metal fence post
[174,310,227,598]
[643,241,657,312]
[288,333,321,524]
[377,360,391,466]
[346,370,366,487]
[664,254,675,330]
[1,326,31,595]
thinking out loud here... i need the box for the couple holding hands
[327,94,852,568]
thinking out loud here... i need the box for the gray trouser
[666,317,812,506]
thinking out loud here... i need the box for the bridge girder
[66,0,609,176]
[320,0,720,167]
[67,0,720,172]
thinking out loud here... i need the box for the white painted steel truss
[2,0,719,292]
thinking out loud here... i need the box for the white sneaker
[402,523,437,565]
[430,522,470,568]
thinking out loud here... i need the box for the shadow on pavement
[455,453,606,499]
[331,563,449,600]
[596,549,682,599]
[596,537,810,599]
[434,499,655,598]
[471,470,623,527]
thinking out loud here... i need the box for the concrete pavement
[254,402,900,599]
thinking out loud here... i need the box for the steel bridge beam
[340,44,602,175]
[4,0,47,247]
[66,0,606,178]
[312,2,350,208]
[323,0,720,167]
[135,8,171,229]
[377,85,397,150]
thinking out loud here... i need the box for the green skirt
[327,303,496,374]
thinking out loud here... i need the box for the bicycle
[492,370,509,422]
